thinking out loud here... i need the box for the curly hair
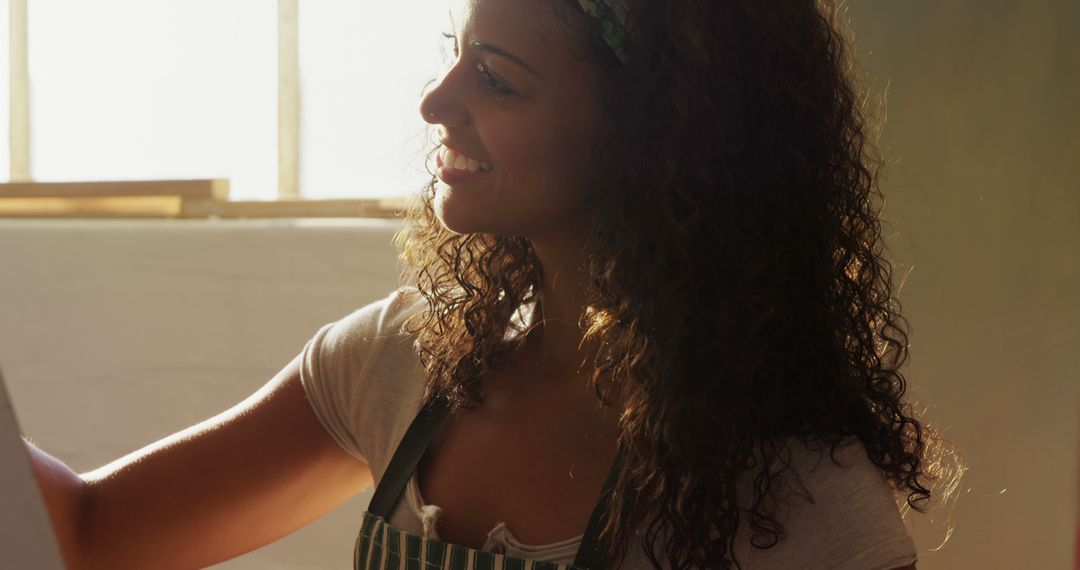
[393,0,964,568]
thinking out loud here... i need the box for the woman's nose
[419,68,469,128]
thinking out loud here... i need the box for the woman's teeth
[442,147,493,173]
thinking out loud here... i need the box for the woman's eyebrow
[447,6,543,79]
[468,41,543,79]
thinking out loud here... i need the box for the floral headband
[576,0,629,65]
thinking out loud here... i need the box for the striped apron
[353,398,622,570]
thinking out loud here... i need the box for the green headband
[576,0,629,65]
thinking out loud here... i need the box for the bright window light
[28,0,276,200]
[298,2,447,200]
[1,0,10,181]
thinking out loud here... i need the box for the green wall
[848,2,1079,568]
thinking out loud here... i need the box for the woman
[27,0,958,568]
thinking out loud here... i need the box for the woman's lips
[436,150,491,185]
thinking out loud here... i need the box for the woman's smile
[436,146,494,185]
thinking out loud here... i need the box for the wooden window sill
[0,180,410,219]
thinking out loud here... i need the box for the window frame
[3,0,412,219]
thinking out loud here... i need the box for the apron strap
[367,396,450,518]
[366,395,623,570]
[572,445,624,570]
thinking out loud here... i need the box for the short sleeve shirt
[299,286,919,569]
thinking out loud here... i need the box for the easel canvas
[0,368,67,569]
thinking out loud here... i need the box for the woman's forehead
[448,0,583,74]
[449,0,548,36]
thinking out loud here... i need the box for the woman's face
[419,0,610,242]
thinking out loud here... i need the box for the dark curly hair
[393,0,964,567]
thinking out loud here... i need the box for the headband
[575,0,629,65]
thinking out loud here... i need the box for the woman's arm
[25,354,373,570]
[24,439,86,566]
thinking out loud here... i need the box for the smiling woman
[18,1,962,569]
[390,0,961,567]
[420,0,614,241]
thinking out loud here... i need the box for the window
[2,0,447,216]
[298,2,446,201]
[28,0,276,200]
[2,0,12,181]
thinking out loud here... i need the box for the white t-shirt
[299,285,919,569]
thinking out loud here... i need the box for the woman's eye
[477,62,515,96]
[440,31,515,97]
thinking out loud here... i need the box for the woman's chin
[433,183,491,235]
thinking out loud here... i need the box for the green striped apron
[353,397,622,570]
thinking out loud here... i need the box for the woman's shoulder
[297,286,430,467]
[323,285,426,338]
[731,436,918,570]
[305,285,430,389]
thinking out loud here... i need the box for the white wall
[1,219,404,569]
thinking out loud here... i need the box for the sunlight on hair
[896,405,969,553]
